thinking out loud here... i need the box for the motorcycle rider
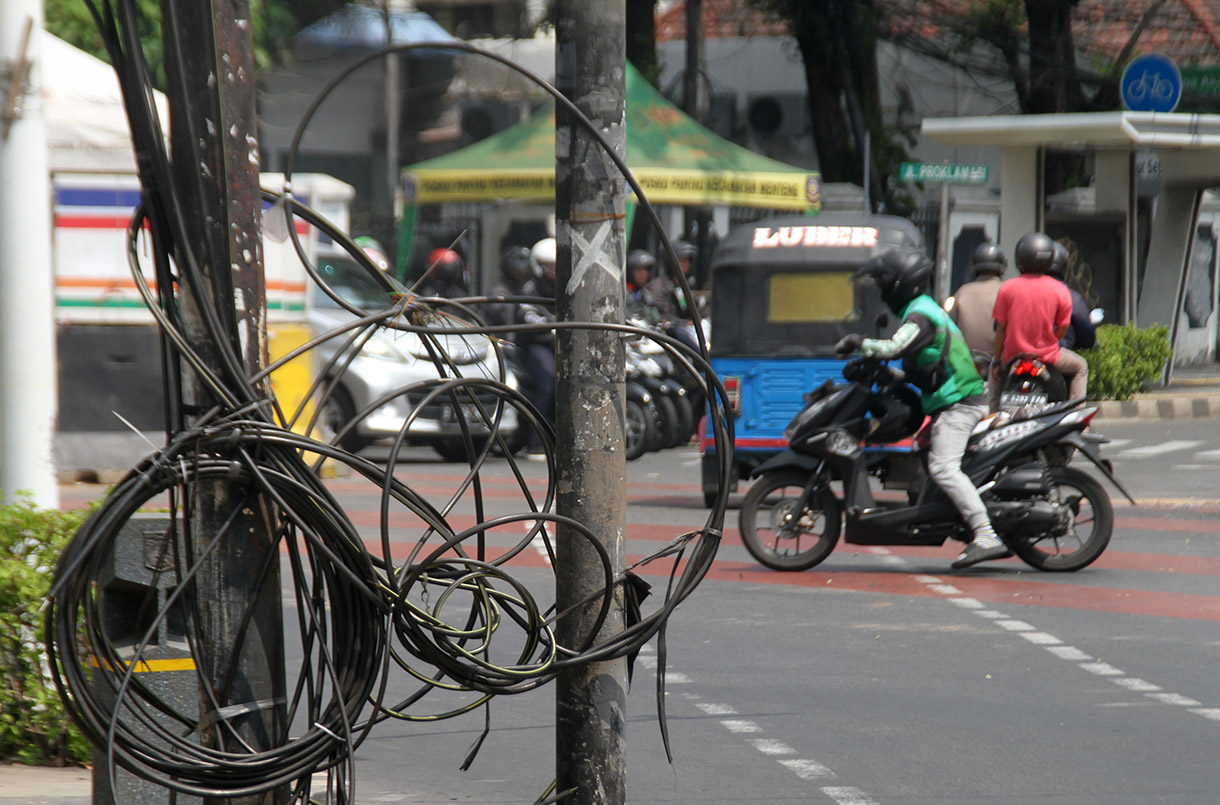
[1048,241,1097,352]
[626,249,662,324]
[949,241,1007,409]
[512,237,558,460]
[416,247,470,299]
[948,241,1006,355]
[836,248,1005,569]
[992,233,1082,400]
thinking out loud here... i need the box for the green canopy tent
[398,63,820,275]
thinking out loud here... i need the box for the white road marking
[1117,440,1203,458]
[696,702,736,716]
[1195,448,1220,460]
[747,737,795,755]
[1113,677,1161,692]
[1080,662,1124,676]
[720,719,762,733]
[1045,646,1092,661]
[996,619,1036,631]
[778,758,835,779]
[863,546,1220,729]
[822,786,881,805]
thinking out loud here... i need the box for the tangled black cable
[46,3,737,803]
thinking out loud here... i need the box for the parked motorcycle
[999,353,1067,413]
[738,357,1133,572]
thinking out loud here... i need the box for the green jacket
[901,295,985,413]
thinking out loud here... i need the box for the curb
[1093,395,1220,420]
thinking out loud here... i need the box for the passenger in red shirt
[992,232,1085,399]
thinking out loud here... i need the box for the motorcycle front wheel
[739,472,841,571]
[1011,467,1112,572]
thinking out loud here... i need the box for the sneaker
[951,541,1010,569]
[521,446,548,463]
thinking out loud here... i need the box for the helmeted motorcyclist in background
[626,249,662,323]
[836,248,1004,569]
[646,239,697,322]
[416,247,469,299]
[949,241,1006,355]
[949,241,1007,410]
[1048,241,1096,352]
[992,233,1084,400]
[486,244,536,336]
[511,237,558,459]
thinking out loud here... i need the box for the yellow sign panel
[768,272,855,323]
[406,168,821,211]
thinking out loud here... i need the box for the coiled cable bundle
[45,2,735,802]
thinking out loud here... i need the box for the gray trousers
[928,402,991,533]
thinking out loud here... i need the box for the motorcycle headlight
[825,429,860,458]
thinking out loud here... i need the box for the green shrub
[1080,322,1173,401]
[0,497,92,765]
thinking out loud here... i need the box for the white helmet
[530,237,557,278]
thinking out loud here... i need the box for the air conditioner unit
[458,99,523,143]
[746,92,809,138]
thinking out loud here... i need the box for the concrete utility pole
[553,0,627,802]
[0,1,59,509]
[162,3,286,803]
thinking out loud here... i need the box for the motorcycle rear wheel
[739,472,841,571]
[1010,467,1112,572]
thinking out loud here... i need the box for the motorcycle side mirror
[1089,307,1105,325]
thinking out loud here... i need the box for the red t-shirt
[992,274,1072,364]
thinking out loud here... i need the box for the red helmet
[427,248,465,284]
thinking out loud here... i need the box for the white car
[308,254,520,460]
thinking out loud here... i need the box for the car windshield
[313,255,399,310]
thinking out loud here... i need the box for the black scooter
[738,357,1134,572]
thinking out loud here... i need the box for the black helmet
[501,245,531,281]
[626,249,657,277]
[1014,232,1055,275]
[971,242,1007,277]
[1048,241,1069,281]
[672,240,697,259]
[852,248,934,314]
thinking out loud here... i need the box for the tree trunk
[1025,0,1082,113]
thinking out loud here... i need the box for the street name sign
[900,162,989,184]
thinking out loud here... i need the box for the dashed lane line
[636,647,878,803]
[876,547,1220,726]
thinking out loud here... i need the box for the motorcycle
[999,352,1067,413]
[738,357,1134,572]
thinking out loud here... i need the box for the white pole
[936,180,951,302]
[0,1,59,509]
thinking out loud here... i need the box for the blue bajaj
[700,213,923,507]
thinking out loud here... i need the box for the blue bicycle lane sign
[1122,53,1182,113]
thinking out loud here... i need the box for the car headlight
[360,335,407,363]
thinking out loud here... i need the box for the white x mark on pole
[566,220,620,296]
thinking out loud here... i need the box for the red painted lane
[281,535,1220,625]
[1114,515,1219,533]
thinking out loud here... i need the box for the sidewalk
[1092,365,1220,420]
[0,764,89,805]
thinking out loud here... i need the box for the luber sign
[753,225,880,249]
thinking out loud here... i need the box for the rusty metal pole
[553,0,627,802]
[162,3,286,803]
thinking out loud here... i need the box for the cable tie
[225,460,243,481]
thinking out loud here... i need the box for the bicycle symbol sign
[1121,53,1181,113]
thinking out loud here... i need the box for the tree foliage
[44,0,347,88]
[747,0,914,214]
